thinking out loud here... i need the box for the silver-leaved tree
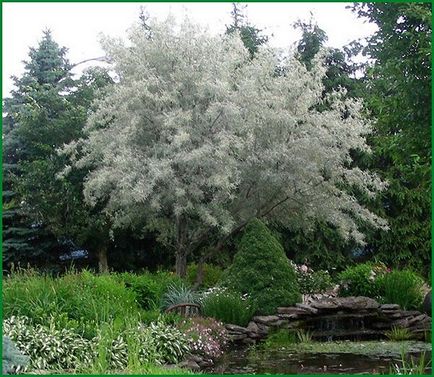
[63,18,388,276]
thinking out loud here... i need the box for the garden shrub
[202,290,256,326]
[116,272,160,310]
[2,269,142,338]
[338,262,387,298]
[384,326,412,341]
[118,271,183,307]
[290,262,333,294]
[221,219,301,315]
[186,263,223,288]
[379,269,424,310]
[179,317,227,359]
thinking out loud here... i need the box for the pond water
[207,346,432,374]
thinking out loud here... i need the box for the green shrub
[222,219,301,315]
[186,263,223,288]
[2,269,141,338]
[202,291,256,326]
[379,270,424,310]
[296,329,313,343]
[338,263,385,298]
[116,272,160,310]
[293,265,333,294]
[116,271,183,310]
[2,336,29,375]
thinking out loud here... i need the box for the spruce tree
[2,31,113,271]
[2,30,70,268]
[225,3,268,58]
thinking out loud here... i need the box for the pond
[206,341,432,375]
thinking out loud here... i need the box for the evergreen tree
[2,31,113,272]
[225,3,268,57]
[2,30,71,269]
[223,219,301,315]
[294,17,360,97]
[351,2,431,277]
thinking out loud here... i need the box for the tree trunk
[192,257,206,290]
[175,215,188,277]
[175,248,187,277]
[97,245,109,273]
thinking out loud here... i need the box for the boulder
[178,360,200,371]
[255,322,270,335]
[380,304,401,310]
[253,315,280,325]
[310,296,379,311]
[268,319,289,327]
[398,310,422,318]
[227,333,248,341]
[246,321,259,333]
[407,314,429,327]
[241,337,256,345]
[296,303,319,314]
[278,313,301,320]
[225,324,249,333]
[423,290,431,316]
[277,307,310,315]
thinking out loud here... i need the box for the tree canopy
[65,18,388,276]
[351,2,431,275]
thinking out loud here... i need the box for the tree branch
[71,56,110,69]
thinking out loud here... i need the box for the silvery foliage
[2,336,29,374]
[63,17,387,248]
[161,283,201,310]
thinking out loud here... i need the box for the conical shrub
[222,219,301,315]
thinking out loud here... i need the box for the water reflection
[207,347,432,375]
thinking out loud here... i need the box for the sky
[2,2,377,98]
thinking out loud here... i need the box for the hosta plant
[3,316,94,371]
[148,321,190,364]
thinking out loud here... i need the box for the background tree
[2,31,114,272]
[225,3,268,58]
[2,30,72,269]
[68,18,387,277]
[351,2,431,277]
